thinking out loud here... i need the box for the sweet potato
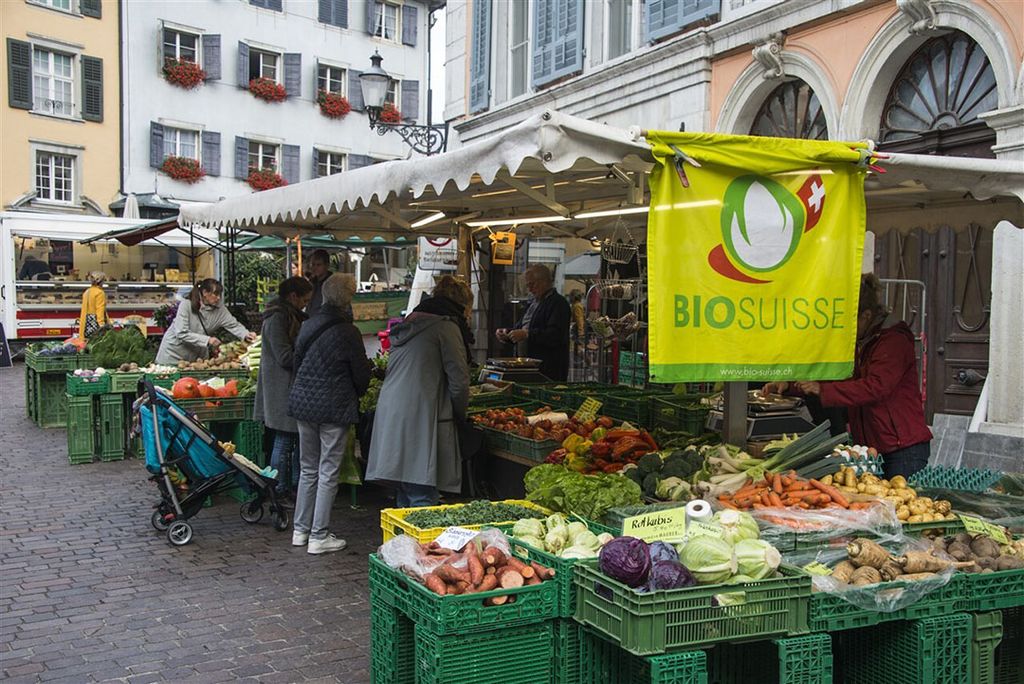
[476,574,499,592]
[435,563,471,585]
[485,595,509,606]
[482,546,507,568]
[424,573,447,595]
[505,557,534,578]
[466,551,484,586]
[498,568,525,589]
[530,561,555,581]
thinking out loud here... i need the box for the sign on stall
[645,132,870,382]
[573,397,603,423]
[958,514,1010,544]
[433,526,479,550]
[622,507,688,543]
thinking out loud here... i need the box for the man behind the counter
[496,264,571,381]
[305,249,333,317]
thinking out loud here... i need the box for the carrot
[772,474,783,494]
[718,499,739,510]
[424,573,447,595]
[752,503,768,509]
[788,470,798,480]
[780,475,793,488]
[768,492,783,507]
[466,551,484,586]
[764,472,774,485]
[760,491,772,506]
[783,489,816,499]
[810,479,850,508]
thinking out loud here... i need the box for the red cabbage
[645,560,697,592]
[648,541,679,564]
[599,537,651,588]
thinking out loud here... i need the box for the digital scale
[477,357,551,384]
[706,392,816,441]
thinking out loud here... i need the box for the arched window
[749,79,828,140]
[880,31,997,143]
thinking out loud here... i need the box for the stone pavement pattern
[1,365,385,683]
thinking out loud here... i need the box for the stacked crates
[65,393,129,464]
[25,350,92,428]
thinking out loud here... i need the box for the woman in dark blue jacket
[287,274,371,555]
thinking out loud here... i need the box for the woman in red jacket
[765,275,932,478]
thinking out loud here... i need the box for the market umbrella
[122,193,140,219]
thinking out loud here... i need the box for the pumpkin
[198,384,217,398]
[224,379,239,397]
[172,377,200,399]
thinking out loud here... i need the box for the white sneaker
[307,534,347,555]
[292,531,309,546]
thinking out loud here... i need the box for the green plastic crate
[579,627,708,684]
[108,372,144,394]
[959,568,1024,612]
[143,371,179,390]
[26,366,36,421]
[66,372,111,396]
[229,420,265,466]
[415,620,555,684]
[808,573,964,633]
[707,634,831,684]
[370,599,415,684]
[833,613,972,684]
[601,391,653,428]
[507,433,560,462]
[176,395,252,422]
[367,553,558,636]
[910,465,1003,492]
[478,425,511,451]
[468,389,514,408]
[995,606,1023,684]
[509,535,598,617]
[66,394,95,464]
[972,611,1003,684]
[573,561,811,655]
[98,394,126,461]
[651,396,711,435]
[25,349,91,373]
[186,368,250,381]
[554,618,583,684]
[35,372,70,428]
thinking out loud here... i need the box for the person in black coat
[497,264,571,381]
[287,274,371,555]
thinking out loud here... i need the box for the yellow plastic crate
[380,499,551,543]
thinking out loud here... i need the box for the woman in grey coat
[287,274,371,555]
[254,276,313,499]
[366,276,472,507]
[156,279,254,365]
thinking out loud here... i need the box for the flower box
[318,90,351,119]
[163,58,206,89]
[380,103,402,123]
[160,156,206,184]
[249,77,287,103]
[247,168,286,192]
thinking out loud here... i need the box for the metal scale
[478,357,551,384]
[706,391,817,441]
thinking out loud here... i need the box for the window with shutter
[250,0,283,10]
[320,0,349,28]
[248,141,280,173]
[348,154,376,169]
[401,5,418,46]
[202,131,221,176]
[162,127,200,160]
[348,70,364,110]
[249,49,281,83]
[203,35,221,81]
[372,1,401,41]
[31,47,75,117]
[645,0,716,44]
[469,0,491,113]
[7,39,34,110]
[400,79,418,123]
[533,0,583,89]
[282,144,301,184]
[80,0,101,18]
[163,28,200,64]
[150,123,165,168]
[315,149,347,177]
[606,0,632,60]
[234,136,249,178]
[283,53,302,97]
[237,42,249,87]
[80,55,103,122]
[318,63,347,96]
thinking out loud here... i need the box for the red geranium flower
[249,77,287,103]
[247,167,286,191]
[380,102,402,124]
[163,59,206,89]
[160,156,206,184]
[317,90,351,119]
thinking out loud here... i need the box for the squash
[172,377,200,399]
[198,384,217,398]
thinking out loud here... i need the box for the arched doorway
[749,79,829,140]
[874,31,998,420]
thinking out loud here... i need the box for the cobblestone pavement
[1,365,389,683]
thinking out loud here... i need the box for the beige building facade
[1,0,121,215]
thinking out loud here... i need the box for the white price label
[433,526,478,550]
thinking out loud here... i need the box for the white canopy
[1,212,219,247]
[179,110,1023,239]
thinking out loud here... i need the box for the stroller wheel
[167,521,193,546]
[272,509,289,531]
[151,510,171,531]
[240,501,264,524]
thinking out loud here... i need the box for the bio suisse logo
[708,173,825,284]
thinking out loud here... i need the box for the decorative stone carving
[896,0,938,35]
[751,32,785,80]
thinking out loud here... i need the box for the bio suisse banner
[646,132,868,383]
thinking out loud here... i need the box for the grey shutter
[202,34,221,80]
[534,0,583,88]
[202,131,221,176]
[235,136,249,178]
[366,1,379,34]
[349,154,375,169]
[284,53,302,98]
[81,55,103,122]
[468,0,491,113]
[312,148,321,177]
[320,0,348,27]
[149,122,165,168]
[237,41,250,87]
[401,4,418,46]
[282,144,301,184]
[6,39,33,110]
[336,0,349,28]
[348,70,364,110]
[80,0,101,18]
[645,0,717,43]
[267,0,282,9]
[318,0,332,23]
[400,79,419,123]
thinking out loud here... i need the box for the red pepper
[590,442,612,458]
[605,429,642,442]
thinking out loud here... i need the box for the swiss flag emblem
[797,174,826,232]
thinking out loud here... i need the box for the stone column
[979,105,1024,437]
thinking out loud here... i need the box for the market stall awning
[238,235,413,250]
[2,212,219,247]
[179,110,1023,240]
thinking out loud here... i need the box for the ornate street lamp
[359,51,448,156]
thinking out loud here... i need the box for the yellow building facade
[1,0,120,215]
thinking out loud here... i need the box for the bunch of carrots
[421,540,554,606]
[718,471,876,512]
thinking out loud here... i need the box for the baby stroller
[135,379,288,546]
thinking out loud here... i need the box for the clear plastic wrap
[785,537,957,613]
[377,528,511,581]
[746,501,903,550]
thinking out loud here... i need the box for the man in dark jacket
[304,249,333,317]
[497,264,571,381]
[287,274,371,555]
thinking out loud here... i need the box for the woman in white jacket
[156,279,254,365]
